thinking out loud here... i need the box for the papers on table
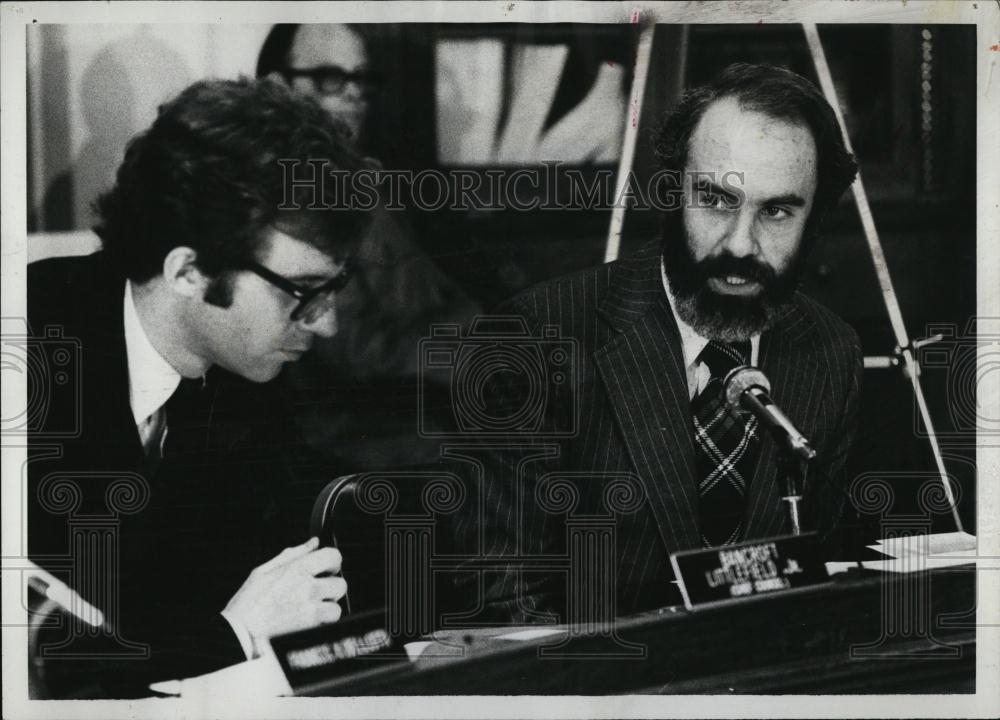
[825,556,977,575]
[149,653,292,699]
[403,640,435,661]
[825,531,978,575]
[870,530,976,557]
[495,627,565,642]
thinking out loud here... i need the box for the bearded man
[450,63,863,623]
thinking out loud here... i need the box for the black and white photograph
[1,1,997,718]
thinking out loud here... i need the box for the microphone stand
[776,450,810,536]
[730,374,816,536]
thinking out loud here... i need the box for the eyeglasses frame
[247,258,356,323]
[281,65,382,98]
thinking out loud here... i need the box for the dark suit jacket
[451,240,863,624]
[27,252,330,696]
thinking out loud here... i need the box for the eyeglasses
[247,258,356,324]
[283,65,382,99]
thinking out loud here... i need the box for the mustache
[695,253,777,286]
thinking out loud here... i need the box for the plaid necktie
[691,340,759,547]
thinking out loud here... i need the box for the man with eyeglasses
[258,23,378,141]
[26,78,369,697]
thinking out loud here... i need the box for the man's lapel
[593,242,702,553]
[743,299,827,539]
[83,256,146,469]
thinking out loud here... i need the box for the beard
[661,212,805,343]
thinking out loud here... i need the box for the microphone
[723,366,817,462]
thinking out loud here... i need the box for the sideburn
[202,273,236,308]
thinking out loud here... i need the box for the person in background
[257,24,482,470]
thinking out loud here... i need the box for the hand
[223,537,347,652]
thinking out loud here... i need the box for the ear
[161,246,208,298]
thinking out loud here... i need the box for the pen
[25,562,105,628]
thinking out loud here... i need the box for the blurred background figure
[257,24,482,469]
[259,24,372,141]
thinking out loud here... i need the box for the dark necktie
[142,377,207,478]
[691,340,759,547]
[161,376,210,462]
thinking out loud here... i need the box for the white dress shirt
[123,281,181,455]
[123,282,256,661]
[660,261,760,400]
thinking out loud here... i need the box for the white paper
[148,653,292,699]
[872,531,977,558]
[825,555,977,575]
[495,627,565,641]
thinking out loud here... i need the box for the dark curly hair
[654,62,857,242]
[93,77,371,302]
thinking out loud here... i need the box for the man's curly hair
[654,63,858,244]
[93,77,371,302]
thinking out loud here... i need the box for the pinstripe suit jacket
[451,240,862,623]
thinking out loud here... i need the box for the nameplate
[269,607,407,693]
[669,533,830,610]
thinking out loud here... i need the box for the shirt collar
[660,259,760,369]
[123,280,181,425]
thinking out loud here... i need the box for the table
[296,565,976,695]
